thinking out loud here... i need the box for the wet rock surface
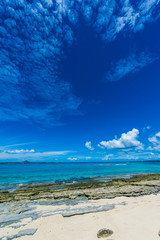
[0,174,160,203]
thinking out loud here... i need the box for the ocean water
[0,161,160,191]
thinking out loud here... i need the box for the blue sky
[0,0,160,162]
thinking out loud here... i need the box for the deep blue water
[0,161,160,191]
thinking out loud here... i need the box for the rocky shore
[1,173,160,203]
[1,174,160,240]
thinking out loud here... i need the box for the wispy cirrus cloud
[67,157,78,161]
[6,149,35,154]
[67,156,92,161]
[0,149,71,161]
[102,154,113,160]
[105,52,158,82]
[0,142,37,151]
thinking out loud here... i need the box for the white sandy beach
[1,194,160,240]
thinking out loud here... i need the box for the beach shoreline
[1,173,160,203]
[1,194,160,240]
[1,173,160,239]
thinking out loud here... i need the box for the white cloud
[102,154,113,160]
[6,149,35,154]
[67,157,78,161]
[0,142,37,151]
[143,125,151,131]
[148,132,160,144]
[135,145,144,151]
[121,155,139,160]
[0,0,82,124]
[0,0,160,124]
[98,128,143,149]
[0,150,71,161]
[85,156,92,160]
[105,0,160,40]
[67,156,92,161]
[105,52,158,82]
[85,141,94,150]
[148,131,160,151]
[108,149,158,161]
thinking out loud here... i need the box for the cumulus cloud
[98,128,143,149]
[85,141,94,151]
[148,132,160,144]
[148,132,160,151]
[105,52,158,82]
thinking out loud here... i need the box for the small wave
[65,181,78,185]
[18,184,24,187]
[115,164,127,166]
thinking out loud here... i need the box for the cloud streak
[102,154,113,160]
[0,149,71,161]
[105,52,158,82]
[6,149,35,154]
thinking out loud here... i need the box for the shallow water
[0,161,160,191]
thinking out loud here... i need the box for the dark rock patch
[97,228,113,238]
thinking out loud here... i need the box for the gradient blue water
[0,161,160,191]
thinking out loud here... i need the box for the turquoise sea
[1,161,160,191]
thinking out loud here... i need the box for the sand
[1,194,160,240]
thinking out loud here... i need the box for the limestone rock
[97,228,113,238]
